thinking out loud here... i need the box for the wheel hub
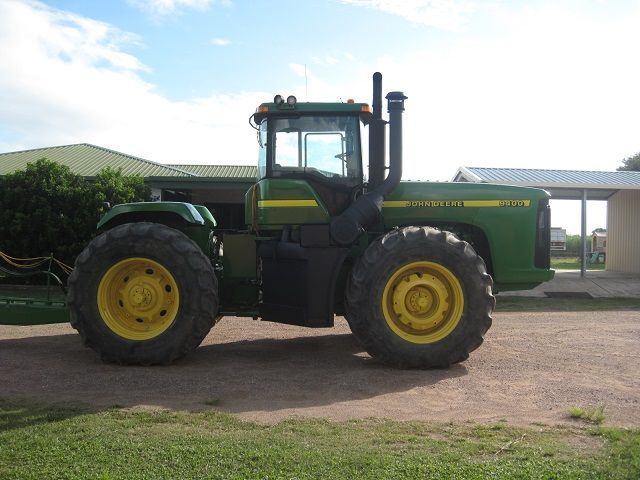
[129,285,152,308]
[382,261,464,344]
[97,258,179,341]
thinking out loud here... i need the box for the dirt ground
[1,311,638,426]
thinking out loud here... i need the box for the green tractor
[67,73,553,368]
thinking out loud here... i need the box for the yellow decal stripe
[258,199,318,208]
[383,200,531,208]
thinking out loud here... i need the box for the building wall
[550,227,566,251]
[607,190,640,273]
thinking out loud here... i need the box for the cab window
[270,115,362,185]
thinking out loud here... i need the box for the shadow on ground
[0,329,467,414]
[0,397,90,433]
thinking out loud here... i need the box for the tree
[0,159,150,266]
[93,166,150,207]
[617,152,640,171]
[565,235,583,254]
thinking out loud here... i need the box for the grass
[0,399,638,479]
[551,257,606,270]
[496,296,640,312]
[569,405,607,424]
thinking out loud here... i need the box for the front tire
[345,226,494,368]
[67,222,219,365]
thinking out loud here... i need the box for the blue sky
[2,0,639,233]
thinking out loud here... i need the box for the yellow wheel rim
[97,258,180,341]
[382,261,464,344]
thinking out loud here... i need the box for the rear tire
[345,226,494,368]
[67,222,219,365]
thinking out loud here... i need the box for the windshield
[264,115,362,185]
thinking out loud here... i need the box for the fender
[98,202,207,229]
[97,202,215,253]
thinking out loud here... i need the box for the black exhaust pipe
[330,74,406,246]
[368,72,386,188]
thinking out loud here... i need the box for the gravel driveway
[1,311,638,426]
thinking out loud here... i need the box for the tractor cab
[252,100,372,216]
[242,89,406,327]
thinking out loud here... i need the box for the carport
[453,167,640,276]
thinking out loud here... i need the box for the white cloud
[211,37,231,46]
[342,3,640,184]
[341,0,476,31]
[127,0,227,16]
[288,63,309,78]
[0,0,265,165]
[312,55,340,66]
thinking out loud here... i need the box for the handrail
[0,252,70,298]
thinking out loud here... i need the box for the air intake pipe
[330,74,407,246]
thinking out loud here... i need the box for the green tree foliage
[565,234,584,254]
[0,158,150,265]
[617,152,640,171]
[93,166,150,206]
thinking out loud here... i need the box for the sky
[1,0,639,234]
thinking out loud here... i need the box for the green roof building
[0,143,257,228]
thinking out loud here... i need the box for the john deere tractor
[66,73,553,368]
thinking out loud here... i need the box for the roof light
[361,104,371,113]
[347,99,355,104]
[258,105,269,113]
[274,94,284,105]
[286,95,297,106]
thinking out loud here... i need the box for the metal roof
[0,144,196,177]
[453,167,640,200]
[167,164,256,179]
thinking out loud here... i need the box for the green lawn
[0,399,638,479]
[551,257,606,270]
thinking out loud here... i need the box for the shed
[591,229,607,253]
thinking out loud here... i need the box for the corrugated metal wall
[607,190,640,273]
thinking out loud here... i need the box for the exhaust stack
[368,72,385,188]
[330,73,406,246]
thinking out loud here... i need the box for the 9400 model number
[498,200,530,207]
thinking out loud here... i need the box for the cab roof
[253,101,372,123]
